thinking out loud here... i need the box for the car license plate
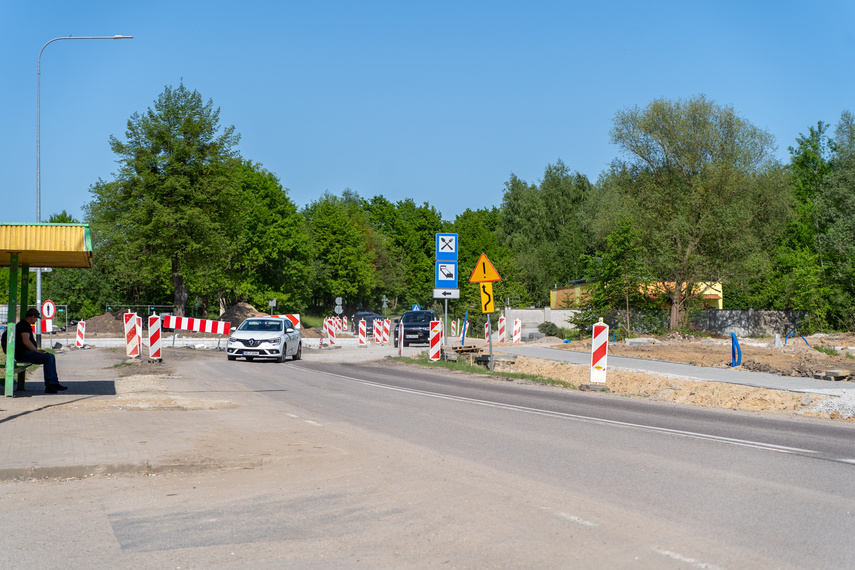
[244,351,259,356]
[406,334,418,339]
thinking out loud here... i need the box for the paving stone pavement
[0,341,408,481]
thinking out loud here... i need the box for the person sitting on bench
[15,308,66,394]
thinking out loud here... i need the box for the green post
[5,254,19,397]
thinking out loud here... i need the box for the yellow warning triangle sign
[469,253,502,283]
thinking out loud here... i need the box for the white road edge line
[653,548,724,570]
[295,366,819,457]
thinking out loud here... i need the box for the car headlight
[265,337,282,344]
[228,336,236,343]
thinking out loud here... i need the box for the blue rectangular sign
[436,233,458,262]
[435,261,458,289]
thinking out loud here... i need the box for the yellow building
[551,281,722,310]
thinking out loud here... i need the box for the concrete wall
[503,307,579,339]
[502,307,805,338]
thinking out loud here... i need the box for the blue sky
[2,1,853,224]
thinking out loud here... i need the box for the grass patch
[113,361,133,368]
[394,353,577,389]
[813,345,840,357]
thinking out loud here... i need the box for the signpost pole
[444,299,448,346]
[487,314,494,372]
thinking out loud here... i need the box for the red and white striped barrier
[358,319,367,346]
[274,314,301,328]
[124,313,140,358]
[75,321,86,347]
[163,315,231,335]
[148,315,162,360]
[343,316,348,331]
[513,319,521,344]
[498,316,506,343]
[484,321,490,341]
[590,319,609,384]
[429,320,442,361]
[328,319,337,346]
[136,315,142,353]
[383,319,390,344]
[373,319,382,344]
[397,324,404,356]
[38,319,52,333]
[451,319,457,336]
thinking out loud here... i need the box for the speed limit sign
[41,299,56,320]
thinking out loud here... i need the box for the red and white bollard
[124,313,140,358]
[373,319,382,344]
[429,320,442,361]
[484,321,490,341]
[513,319,521,344]
[590,318,609,384]
[75,321,86,348]
[148,315,162,360]
[383,319,391,344]
[498,315,506,343]
[450,319,457,336]
[358,319,367,346]
[343,316,348,331]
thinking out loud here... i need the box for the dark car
[393,310,438,347]
[352,312,384,336]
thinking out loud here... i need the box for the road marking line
[304,420,322,426]
[296,366,819,457]
[653,548,723,569]
[556,512,598,527]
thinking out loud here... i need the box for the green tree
[452,207,525,318]
[303,192,376,311]
[207,161,311,315]
[609,95,788,330]
[589,217,648,332]
[85,82,241,316]
[41,211,119,320]
[497,161,593,305]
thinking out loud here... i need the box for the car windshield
[402,312,432,323]
[238,319,284,332]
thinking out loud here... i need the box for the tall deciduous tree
[497,161,593,305]
[86,83,241,316]
[609,95,788,330]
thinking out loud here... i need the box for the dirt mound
[84,311,129,336]
[220,302,266,328]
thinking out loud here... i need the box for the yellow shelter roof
[0,224,93,268]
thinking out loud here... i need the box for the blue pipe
[731,332,742,367]
[800,335,809,346]
[461,310,469,346]
[785,333,793,345]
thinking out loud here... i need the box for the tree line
[4,84,853,333]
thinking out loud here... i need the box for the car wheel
[227,355,236,361]
[403,340,409,347]
[275,351,284,363]
[292,341,302,361]
[245,356,254,362]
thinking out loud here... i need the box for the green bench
[1,360,39,393]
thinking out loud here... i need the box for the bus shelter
[2,224,93,397]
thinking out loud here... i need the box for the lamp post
[36,35,132,339]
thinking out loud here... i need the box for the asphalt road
[272,359,855,568]
[3,355,854,568]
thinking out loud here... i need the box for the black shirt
[15,319,35,360]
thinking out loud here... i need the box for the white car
[227,317,302,362]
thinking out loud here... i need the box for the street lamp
[36,34,132,336]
